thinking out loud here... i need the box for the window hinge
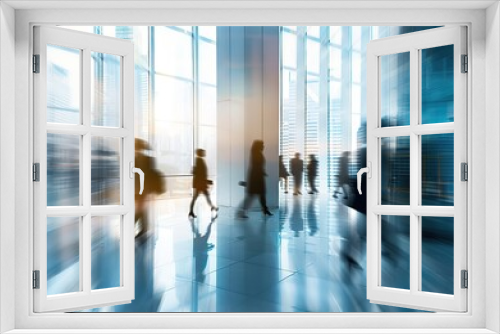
[33,163,40,182]
[33,270,40,289]
[461,162,468,181]
[33,54,40,73]
[461,270,468,289]
[461,54,468,73]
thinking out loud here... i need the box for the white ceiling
[4,0,497,10]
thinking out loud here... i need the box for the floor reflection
[75,195,434,313]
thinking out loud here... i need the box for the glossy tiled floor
[83,194,428,313]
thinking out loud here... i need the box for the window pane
[47,45,80,124]
[199,26,216,40]
[381,136,410,205]
[199,40,216,85]
[421,217,454,295]
[91,216,121,290]
[330,26,342,45]
[47,217,80,295]
[380,52,410,127]
[91,137,121,205]
[307,26,320,38]
[421,133,454,206]
[91,52,121,127]
[155,27,193,79]
[421,44,454,124]
[154,75,194,123]
[283,32,297,69]
[381,215,410,290]
[199,85,216,126]
[154,122,193,175]
[47,133,80,206]
[329,47,341,79]
[307,39,320,74]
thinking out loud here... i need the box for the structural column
[217,26,280,208]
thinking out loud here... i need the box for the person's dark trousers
[189,189,213,213]
[308,176,318,193]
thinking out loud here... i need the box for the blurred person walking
[135,138,165,238]
[307,154,319,194]
[238,140,273,218]
[290,152,304,195]
[279,155,290,194]
[333,151,350,200]
[189,148,218,219]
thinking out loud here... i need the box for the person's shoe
[188,212,197,219]
[284,191,289,194]
[293,193,298,196]
[237,211,248,219]
[308,192,314,194]
[298,191,302,195]
[211,206,219,212]
[263,209,273,216]
[333,194,338,198]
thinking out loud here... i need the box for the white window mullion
[409,47,419,295]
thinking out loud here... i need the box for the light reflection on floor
[78,194,430,313]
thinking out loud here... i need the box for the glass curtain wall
[280,26,436,195]
[64,26,217,198]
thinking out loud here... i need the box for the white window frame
[365,26,467,312]
[32,25,136,313]
[2,3,497,334]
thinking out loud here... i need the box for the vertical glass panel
[421,45,454,124]
[91,52,121,127]
[421,217,454,294]
[155,26,193,79]
[198,26,217,40]
[381,215,410,290]
[47,217,80,295]
[282,31,297,68]
[198,41,216,85]
[91,216,121,290]
[47,45,80,124]
[154,75,194,123]
[381,136,410,205]
[199,85,216,126]
[154,122,193,175]
[47,133,80,206]
[307,39,320,74]
[330,26,342,45]
[307,26,320,38]
[329,47,342,79]
[91,137,121,205]
[421,133,454,206]
[380,52,410,127]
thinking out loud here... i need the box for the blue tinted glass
[380,52,410,127]
[47,217,80,295]
[421,45,454,124]
[381,215,410,290]
[422,217,454,294]
[91,216,121,290]
[421,133,454,206]
[381,136,410,205]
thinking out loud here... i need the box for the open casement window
[33,26,136,312]
[364,26,467,312]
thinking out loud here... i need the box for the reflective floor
[74,193,439,313]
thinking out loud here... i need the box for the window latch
[461,270,468,289]
[357,162,371,195]
[130,162,144,195]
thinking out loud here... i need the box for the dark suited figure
[334,151,350,200]
[189,149,217,219]
[238,140,273,218]
[290,152,304,195]
[307,154,319,194]
[279,155,290,194]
